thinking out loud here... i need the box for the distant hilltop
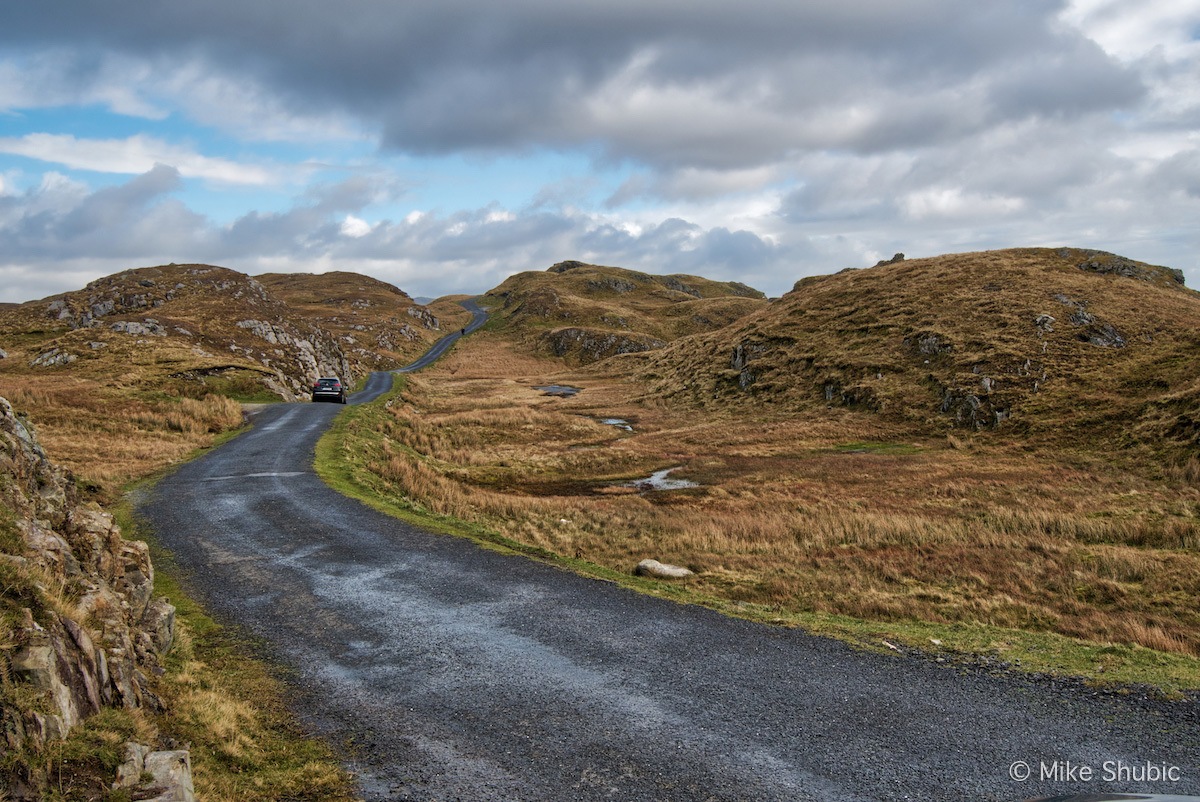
[0,263,470,403]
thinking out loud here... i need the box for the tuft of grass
[833,441,922,455]
[39,707,153,802]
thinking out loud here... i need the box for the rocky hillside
[0,263,444,402]
[0,398,189,799]
[629,248,1200,449]
[0,263,453,494]
[485,260,767,364]
[257,270,451,373]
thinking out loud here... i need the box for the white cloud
[484,209,515,223]
[0,52,364,145]
[0,2,1198,302]
[0,134,279,186]
[1061,0,1200,134]
[340,214,371,237]
[608,165,782,206]
[3,133,281,186]
[0,172,90,226]
[0,52,167,119]
[158,62,368,144]
[1108,130,1200,162]
[900,188,1025,221]
[1061,0,1200,62]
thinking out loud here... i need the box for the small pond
[535,385,581,397]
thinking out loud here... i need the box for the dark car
[311,376,348,404]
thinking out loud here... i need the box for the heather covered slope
[484,260,768,364]
[630,248,1200,455]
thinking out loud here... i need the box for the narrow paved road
[137,302,1199,801]
[397,298,488,373]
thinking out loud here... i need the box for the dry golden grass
[628,248,1200,453]
[0,263,402,797]
[149,604,356,801]
[0,374,243,496]
[0,276,273,496]
[483,261,768,364]
[344,320,1200,659]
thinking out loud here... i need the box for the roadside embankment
[0,397,356,800]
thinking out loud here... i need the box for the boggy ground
[333,329,1200,686]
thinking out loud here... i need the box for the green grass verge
[316,384,1200,696]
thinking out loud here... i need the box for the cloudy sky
[1,0,1198,302]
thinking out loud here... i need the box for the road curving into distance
[395,297,489,373]
[137,299,1199,801]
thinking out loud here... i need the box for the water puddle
[535,385,581,397]
[627,467,698,492]
[598,417,633,431]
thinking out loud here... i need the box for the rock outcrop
[1068,247,1186,286]
[234,317,352,397]
[634,559,695,580]
[114,742,195,801]
[541,327,666,365]
[0,397,181,798]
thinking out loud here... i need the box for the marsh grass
[318,331,1200,689]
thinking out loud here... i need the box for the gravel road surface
[136,308,1199,801]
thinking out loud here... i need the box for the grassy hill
[257,271,462,372]
[0,263,445,493]
[5,249,1200,684]
[483,260,768,364]
[628,248,1200,458]
[321,247,1200,682]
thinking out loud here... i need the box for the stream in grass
[627,467,698,491]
